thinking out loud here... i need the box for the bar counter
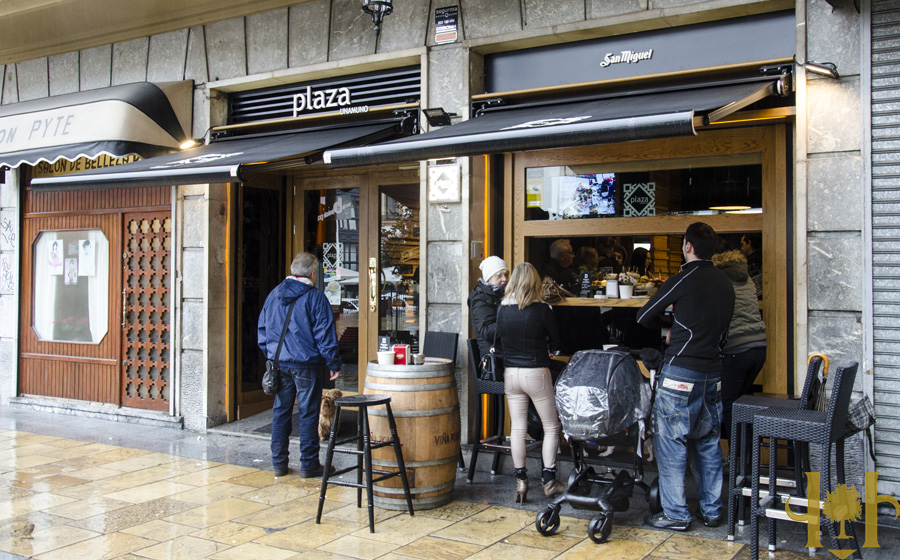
[553,296,650,308]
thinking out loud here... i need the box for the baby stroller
[535,348,663,543]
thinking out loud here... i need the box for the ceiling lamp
[362,0,393,37]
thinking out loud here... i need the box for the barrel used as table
[363,358,460,510]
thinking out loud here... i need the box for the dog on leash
[318,389,343,441]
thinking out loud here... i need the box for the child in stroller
[535,347,664,543]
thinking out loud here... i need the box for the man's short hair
[742,233,762,251]
[685,222,718,260]
[549,239,572,259]
[291,252,318,277]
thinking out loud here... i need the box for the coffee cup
[377,351,395,365]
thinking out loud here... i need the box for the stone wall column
[804,0,867,486]
[0,169,20,404]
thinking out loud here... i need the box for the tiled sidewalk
[0,426,836,560]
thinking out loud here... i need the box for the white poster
[64,258,78,285]
[48,240,63,276]
[78,239,96,276]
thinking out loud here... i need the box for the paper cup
[377,351,395,365]
[619,285,634,299]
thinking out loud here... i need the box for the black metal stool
[726,356,824,540]
[315,394,414,533]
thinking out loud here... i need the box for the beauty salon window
[525,164,762,220]
[33,230,109,343]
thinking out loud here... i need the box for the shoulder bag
[479,306,504,382]
[262,299,297,395]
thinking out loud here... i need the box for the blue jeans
[271,366,322,472]
[653,363,723,522]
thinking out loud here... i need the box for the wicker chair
[749,362,860,560]
[466,337,512,483]
[726,355,825,539]
[422,331,463,469]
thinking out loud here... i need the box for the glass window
[525,163,762,220]
[33,230,109,343]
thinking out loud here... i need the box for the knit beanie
[480,256,509,282]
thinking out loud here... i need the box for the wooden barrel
[363,359,460,510]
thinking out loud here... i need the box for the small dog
[318,389,343,441]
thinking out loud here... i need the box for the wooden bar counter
[552,296,651,308]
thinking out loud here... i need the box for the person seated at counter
[544,239,577,289]
[596,236,621,273]
[630,247,653,277]
[613,244,628,271]
[575,246,600,280]
[468,256,509,360]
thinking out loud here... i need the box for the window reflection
[525,164,762,220]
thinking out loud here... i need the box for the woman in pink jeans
[496,262,564,503]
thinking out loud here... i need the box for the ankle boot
[543,478,566,498]
[514,478,529,504]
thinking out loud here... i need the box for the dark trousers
[271,366,323,471]
[720,346,767,441]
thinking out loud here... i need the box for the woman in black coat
[467,256,509,358]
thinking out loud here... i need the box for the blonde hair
[503,262,544,310]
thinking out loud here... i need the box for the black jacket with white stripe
[636,259,735,373]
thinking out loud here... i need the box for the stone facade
[0,1,872,457]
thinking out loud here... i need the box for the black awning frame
[324,76,788,168]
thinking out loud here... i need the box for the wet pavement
[0,405,895,559]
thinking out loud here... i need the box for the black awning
[324,79,781,167]
[30,122,402,191]
[0,81,192,168]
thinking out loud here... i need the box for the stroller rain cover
[555,349,651,441]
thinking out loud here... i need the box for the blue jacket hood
[276,277,315,302]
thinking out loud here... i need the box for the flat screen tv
[556,173,616,218]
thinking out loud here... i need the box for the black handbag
[479,307,504,382]
[262,300,297,395]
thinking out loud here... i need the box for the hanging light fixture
[362,0,393,36]
[709,168,752,211]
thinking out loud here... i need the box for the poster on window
[48,240,64,275]
[78,239,96,276]
[64,258,78,285]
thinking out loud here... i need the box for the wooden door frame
[507,125,790,394]
[290,166,419,392]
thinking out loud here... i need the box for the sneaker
[300,464,336,478]
[695,510,722,528]
[273,466,290,477]
[644,512,692,531]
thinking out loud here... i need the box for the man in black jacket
[636,222,735,531]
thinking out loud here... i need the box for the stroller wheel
[647,476,662,515]
[535,506,561,536]
[588,512,613,543]
[566,469,589,496]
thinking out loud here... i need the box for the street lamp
[362,0,393,37]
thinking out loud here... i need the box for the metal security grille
[121,212,171,411]
[871,0,900,495]
[229,66,421,124]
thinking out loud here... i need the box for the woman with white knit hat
[467,256,509,359]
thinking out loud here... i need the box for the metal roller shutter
[871,0,900,496]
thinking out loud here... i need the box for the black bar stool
[726,355,824,540]
[315,394,414,533]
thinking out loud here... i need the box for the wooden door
[120,212,171,411]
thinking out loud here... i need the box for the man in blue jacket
[258,252,342,478]
[636,222,735,531]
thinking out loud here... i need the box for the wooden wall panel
[24,186,169,215]
[20,185,171,405]
[18,356,118,403]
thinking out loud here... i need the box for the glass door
[376,184,420,359]
[296,171,419,393]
